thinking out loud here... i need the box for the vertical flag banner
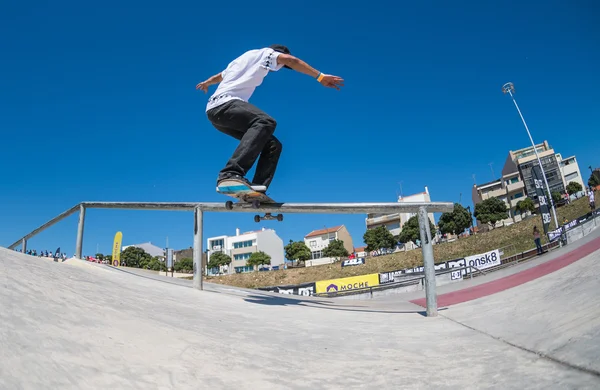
[112,231,123,267]
[531,165,551,233]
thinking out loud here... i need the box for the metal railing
[7,200,454,317]
[312,264,488,298]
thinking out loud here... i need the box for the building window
[565,172,579,182]
[387,222,400,230]
[311,250,322,259]
[233,240,253,249]
[234,266,253,273]
[210,239,224,251]
[309,240,316,247]
[514,192,524,199]
[234,253,252,261]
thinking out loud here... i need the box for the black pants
[207,99,282,188]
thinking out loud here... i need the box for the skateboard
[217,179,283,222]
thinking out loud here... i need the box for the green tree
[146,257,166,271]
[363,226,396,254]
[551,191,563,204]
[566,181,583,195]
[121,246,152,268]
[323,239,349,260]
[589,172,600,188]
[284,240,311,265]
[398,215,436,244]
[208,252,232,269]
[174,257,193,273]
[515,197,536,214]
[246,251,271,269]
[437,203,471,237]
[95,253,104,261]
[473,197,508,229]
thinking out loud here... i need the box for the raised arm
[196,72,224,93]
[276,54,344,90]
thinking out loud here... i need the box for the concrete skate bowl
[1,240,600,389]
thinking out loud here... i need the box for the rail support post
[21,239,27,253]
[75,204,86,259]
[418,206,438,317]
[193,206,204,290]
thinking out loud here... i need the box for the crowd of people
[18,248,68,261]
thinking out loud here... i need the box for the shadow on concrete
[243,294,446,315]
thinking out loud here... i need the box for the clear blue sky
[1,0,598,256]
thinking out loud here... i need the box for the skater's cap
[269,44,291,69]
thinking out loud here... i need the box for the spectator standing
[533,226,543,255]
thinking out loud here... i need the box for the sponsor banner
[405,262,447,274]
[446,258,467,277]
[341,258,365,267]
[112,231,122,267]
[531,165,551,233]
[464,249,501,271]
[379,270,405,284]
[258,282,316,296]
[548,227,563,242]
[315,274,379,294]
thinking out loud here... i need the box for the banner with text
[315,274,380,294]
[464,249,501,271]
[112,231,122,267]
[258,282,316,296]
[531,165,551,233]
[341,258,366,267]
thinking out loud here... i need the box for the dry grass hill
[205,193,596,289]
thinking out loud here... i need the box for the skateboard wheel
[277,214,283,222]
[254,215,261,223]
[225,201,233,210]
[252,200,260,209]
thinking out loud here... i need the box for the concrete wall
[257,230,284,267]
[336,226,354,255]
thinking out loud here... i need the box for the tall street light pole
[502,82,559,230]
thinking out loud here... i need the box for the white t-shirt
[206,48,284,112]
[589,190,595,202]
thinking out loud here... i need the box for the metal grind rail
[8,200,454,317]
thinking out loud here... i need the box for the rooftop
[305,225,343,238]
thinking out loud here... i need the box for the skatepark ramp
[2,231,600,388]
[7,200,454,316]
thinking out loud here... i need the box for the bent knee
[258,116,277,131]
[268,137,282,154]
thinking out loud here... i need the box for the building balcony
[506,181,524,193]
[509,198,521,208]
[481,188,505,199]
[366,213,401,226]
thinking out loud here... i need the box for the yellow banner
[315,273,379,294]
[112,231,122,267]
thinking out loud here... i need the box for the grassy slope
[206,193,596,289]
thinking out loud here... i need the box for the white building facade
[303,225,354,267]
[556,153,585,190]
[365,186,435,236]
[206,228,284,274]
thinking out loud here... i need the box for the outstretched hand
[196,81,209,93]
[319,74,344,90]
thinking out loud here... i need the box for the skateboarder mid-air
[196,44,344,193]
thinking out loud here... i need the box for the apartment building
[365,186,435,236]
[303,225,354,266]
[556,153,585,189]
[472,140,583,228]
[206,227,284,274]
